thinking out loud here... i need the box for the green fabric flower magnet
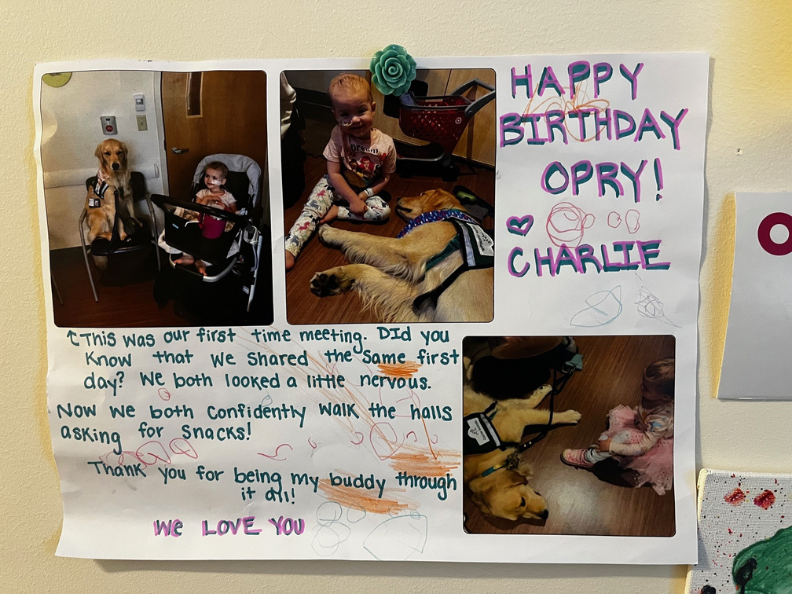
[370,44,417,96]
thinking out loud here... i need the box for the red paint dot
[725,488,746,505]
[754,490,776,510]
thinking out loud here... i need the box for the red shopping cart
[385,78,495,180]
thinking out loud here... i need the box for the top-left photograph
[39,70,273,327]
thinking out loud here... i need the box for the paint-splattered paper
[687,470,792,593]
[36,54,707,563]
[720,193,792,399]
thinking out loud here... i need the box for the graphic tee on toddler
[323,126,397,189]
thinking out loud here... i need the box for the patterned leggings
[284,175,390,258]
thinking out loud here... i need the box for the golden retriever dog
[85,139,138,243]
[463,383,581,522]
[311,189,493,322]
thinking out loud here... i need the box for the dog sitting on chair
[85,139,139,244]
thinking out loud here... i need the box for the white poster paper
[36,54,708,563]
[720,193,792,399]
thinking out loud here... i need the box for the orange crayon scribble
[523,80,610,144]
[389,446,461,477]
[377,361,421,378]
[318,480,413,515]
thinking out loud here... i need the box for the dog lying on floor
[463,376,581,522]
[84,139,139,244]
[310,189,494,323]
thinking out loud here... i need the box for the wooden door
[447,69,496,166]
[162,71,267,198]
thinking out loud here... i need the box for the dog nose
[112,163,120,170]
[538,509,549,520]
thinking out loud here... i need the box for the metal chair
[78,171,160,301]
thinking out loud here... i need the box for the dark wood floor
[48,245,274,328]
[284,156,495,325]
[464,335,677,537]
[49,247,192,328]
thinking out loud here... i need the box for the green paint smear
[733,525,792,592]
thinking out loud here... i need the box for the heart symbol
[506,215,534,236]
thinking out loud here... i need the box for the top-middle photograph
[281,67,496,325]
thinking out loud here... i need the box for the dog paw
[557,409,582,425]
[317,225,342,247]
[310,267,353,297]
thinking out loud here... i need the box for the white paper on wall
[35,54,709,563]
[720,193,792,399]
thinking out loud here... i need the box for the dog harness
[463,403,503,455]
[464,403,525,478]
[397,209,494,311]
[89,170,114,209]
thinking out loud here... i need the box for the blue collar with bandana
[396,209,480,238]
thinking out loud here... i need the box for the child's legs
[584,431,615,463]
[337,195,391,222]
[585,447,613,464]
[585,429,640,463]
[285,176,335,257]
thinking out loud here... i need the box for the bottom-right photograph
[463,334,676,536]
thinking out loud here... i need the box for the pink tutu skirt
[605,405,674,495]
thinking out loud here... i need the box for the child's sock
[585,447,612,464]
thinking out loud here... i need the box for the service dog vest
[463,404,503,455]
[396,209,494,310]
[89,171,112,209]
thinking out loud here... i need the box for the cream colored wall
[41,71,167,249]
[2,1,790,592]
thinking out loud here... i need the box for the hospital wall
[41,71,167,249]
[2,1,791,592]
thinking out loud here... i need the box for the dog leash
[477,366,577,478]
[516,367,576,454]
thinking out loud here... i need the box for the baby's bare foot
[319,205,339,224]
[195,260,207,276]
[285,250,295,271]
[174,254,195,266]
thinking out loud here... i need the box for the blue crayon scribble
[635,274,679,327]
[570,286,623,327]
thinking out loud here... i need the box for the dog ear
[515,454,534,479]
[95,143,103,162]
[468,488,492,515]
[426,188,460,212]
[119,141,128,164]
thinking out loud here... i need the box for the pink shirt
[323,126,396,188]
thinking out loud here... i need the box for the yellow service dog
[85,139,139,243]
[311,189,493,323]
[463,384,582,522]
